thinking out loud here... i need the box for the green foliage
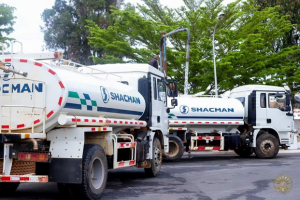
[87,0,300,94]
[41,0,120,65]
[0,4,16,47]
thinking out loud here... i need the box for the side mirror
[275,92,283,98]
[295,94,300,103]
[169,81,178,97]
[171,99,178,107]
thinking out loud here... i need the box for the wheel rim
[169,140,179,158]
[260,139,275,154]
[154,146,162,169]
[90,158,104,190]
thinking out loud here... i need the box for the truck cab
[230,85,295,157]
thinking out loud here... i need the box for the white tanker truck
[0,51,178,199]
[166,85,296,160]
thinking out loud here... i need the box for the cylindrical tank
[169,96,244,121]
[0,58,145,131]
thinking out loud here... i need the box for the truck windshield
[269,93,285,109]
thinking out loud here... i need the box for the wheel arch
[257,128,281,143]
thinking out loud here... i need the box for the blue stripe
[175,116,243,119]
[64,103,82,109]
[97,107,143,115]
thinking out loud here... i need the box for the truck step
[117,160,136,168]
[117,142,136,149]
[0,175,48,183]
[196,136,221,140]
[191,146,221,151]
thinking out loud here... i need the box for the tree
[87,0,300,94]
[0,4,16,48]
[41,0,121,65]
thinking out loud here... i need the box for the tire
[0,183,20,196]
[234,146,254,157]
[144,137,162,177]
[69,144,108,200]
[166,135,184,161]
[255,133,279,159]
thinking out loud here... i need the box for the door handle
[157,116,160,123]
[267,119,271,123]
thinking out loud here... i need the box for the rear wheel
[67,144,108,200]
[255,133,279,159]
[144,137,162,177]
[234,146,254,157]
[0,183,20,196]
[166,135,184,161]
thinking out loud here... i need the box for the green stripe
[69,91,79,98]
[91,100,97,106]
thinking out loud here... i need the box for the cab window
[236,97,245,107]
[157,79,166,105]
[268,93,285,109]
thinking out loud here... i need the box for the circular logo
[100,86,110,103]
[0,63,15,81]
[180,105,189,114]
[273,174,293,194]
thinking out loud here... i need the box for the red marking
[106,120,111,123]
[125,121,128,124]
[4,58,11,62]
[114,120,117,123]
[58,97,63,106]
[72,118,76,122]
[1,125,9,129]
[221,122,224,124]
[47,111,54,118]
[174,121,178,123]
[54,52,58,58]
[213,122,217,124]
[120,143,124,148]
[92,119,96,122]
[178,128,182,130]
[206,136,210,140]
[190,121,194,124]
[197,146,206,150]
[120,121,123,124]
[1,176,10,181]
[212,147,221,150]
[214,136,221,140]
[198,122,202,124]
[139,122,143,125]
[118,162,125,167]
[99,120,104,123]
[198,136,203,140]
[235,122,239,124]
[84,119,89,122]
[17,124,25,128]
[20,177,30,181]
[205,122,209,124]
[20,59,27,63]
[228,122,232,124]
[48,69,56,75]
[34,62,42,67]
[91,128,96,131]
[182,121,186,124]
[103,127,107,131]
[129,160,135,165]
[76,119,81,122]
[130,122,133,124]
[58,81,65,88]
[34,119,40,124]
[135,122,138,125]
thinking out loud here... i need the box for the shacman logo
[180,105,189,114]
[100,86,110,103]
[273,174,293,194]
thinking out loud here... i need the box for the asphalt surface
[2,151,300,200]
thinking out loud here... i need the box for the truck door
[256,92,267,126]
[266,93,293,133]
[150,75,168,134]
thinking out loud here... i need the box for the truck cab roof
[231,85,287,94]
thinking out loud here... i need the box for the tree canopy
[87,0,300,94]
[41,0,122,65]
[0,3,16,47]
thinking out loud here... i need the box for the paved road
[2,152,300,200]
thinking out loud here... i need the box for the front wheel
[144,137,162,177]
[166,135,184,161]
[255,133,279,159]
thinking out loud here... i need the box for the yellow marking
[25,134,30,138]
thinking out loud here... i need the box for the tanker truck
[166,85,295,160]
[0,50,178,199]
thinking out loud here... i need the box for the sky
[2,0,234,54]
